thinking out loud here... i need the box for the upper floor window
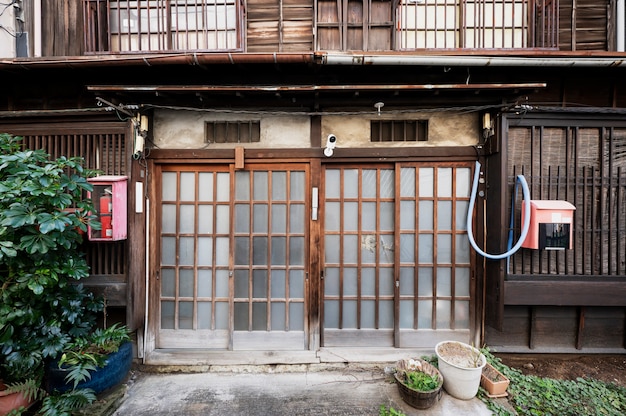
[84,0,244,53]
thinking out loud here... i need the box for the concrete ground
[111,364,493,416]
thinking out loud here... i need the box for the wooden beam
[504,280,626,306]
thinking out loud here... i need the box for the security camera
[324,134,337,157]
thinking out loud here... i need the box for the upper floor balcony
[3,0,626,58]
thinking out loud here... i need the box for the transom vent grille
[371,120,428,142]
[205,121,261,144]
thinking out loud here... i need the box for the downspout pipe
[618,0,625,52]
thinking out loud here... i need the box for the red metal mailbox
[521,200,576,250]
[87,175,128,241]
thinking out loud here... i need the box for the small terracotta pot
[480,363,510,397]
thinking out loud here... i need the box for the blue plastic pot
[45,341,133,394]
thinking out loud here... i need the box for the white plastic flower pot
[435,341,486,400]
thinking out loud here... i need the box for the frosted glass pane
[235,204,250,233]
[343,268,357,296]
[456,201,468,231]
[272,204,287,233]
[456,234,470,264]
[325,170,340,199]
[380,268,394,296]
[324,300,339,328]
[362,170,377,198]
[437,168,452,197]
[162,204,176,233]
[215,237,229,266]
[289,237,304,265]
[215,270,229,297]
[324,268,340,296]
[343,235,358,263]
[380,169,394,198]
[253,171,268,200]
[289,270,304,298]
[361,235,376,263]
[234,303,248,330]
[437,235,452,263]
[161,237,176,265]
[216,205,230,233]
[419,168,434,197]
[400,234,415,262]
[235,171,249,200]
[253,237,268,265]
[380,235,394,264]
[325,202,340,231]
[197,237,213,266]
[179,237,194,265]
[361,268,375,296]
[325,235,340,263]
[215,301,229,329]
[419,201,433,230]
[456,268,470,297]
[197,269,212,297]
[272,171,286,200]
[419,234,433,263]
[162,172,177,201]
[290,171,305,201]
[344,169,358,198]
[179,269,194,297]
[361,300,375,328]
[197,302,211,329]
[253,303,267,330]
[161,269,175,297]
[180,172,195,201]
[179,205,195,233]
[379,300,394,328]
[344,202,359,231]
[418,300,432,329]
[253,204,268,233]
[271,302,286,330]
[437,201,452,230]
[437,268,451,296]
[289,303,304,330]
[216,172,230,202]
[456,168,471,197]
[436,300,451,329]
[400,167,416,197]
[234,237,249,265]
[198,205,213,234]
[234,270,248,298]
[400,267,415,296]
[400,300,414,328]
[419,268,433,296]
[161,301,175,329]
[271,237,286,265]
[343,300,357,328]
[289,204,304,233]
[380,202,394,231]
[198,172,213,201]
[253,270,267,298]
[361,202,376,232]
[400,201,415,230]
[179,301,193,329]
[455,300,470,329]
[271,270,286,298]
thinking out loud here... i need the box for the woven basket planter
[394,358,443,409]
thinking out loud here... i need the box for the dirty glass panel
[437,201,452,230]
[289,237,304,265]
[455,300,470,329]
[418,201,433,230]
[380,202,394,230]
[400,167,416,197]
[456,201,468,231]
[324,300,339,327]
[253,237,268,265]
[361,236,377,263]
[455,234,470,264]
[179,205,195,233]
[379,300,393,328]
[272,204,287,233]
[179,301,193,329]
[362,170,376,198]
[437,168,452,197]
[215,172,230,202]
[343,268,357,296]
[324,268,340,296]
[380,235,394,264]
[271,270,286,298]
[215,270,229,297]
[400,300,414,328]
[234,204,250,233]
[417,300,432,329]
[271,237,286,265]
[344,202,359,231]
[253,204,268,233]
[325,170,340,199]
[234,269,248,298]
[161,237,176,265]
[342,300,357,328]
[215,236,229,266]
[289,204,304,233]
[197,302,211,329]
[456,168,471,197]
[235,171,250,201]
[379,169,394,198]
[198,205,213,234]
[361,268,375,296]
[198,172,214,201]
[289,303,304,330]
[325,202,340,231]
[419,168,434,197]
[253,302,267,330]
[179,237,194,265]
[272,171,287,200]
[455,268,470,297]
[400,200,415,230]
[197,269,212,297]
[179,269,194,297]
[162,172,177,201]
[289,270,304,298]
[361,202,376,231]
[399,267,414,296]
[253,171,268,200]
[361,300,375,328]
[343,235,358,263]
[436,268,451,296]
[344,169,359,198]
[161,301,175,329]
[180,172,195,201]
[271,303,286,330]
[437,234,452,263]
[290,171,305,201]
[161,269,175,297]
[234,237,249,265]
[215,205,229,234]
[253,270,267,298]
[325,235,340,263]
[380,268,394,296]
[162,204,176,233]
[215,301,229,329]
[418,267,433,296]
[418,234,433,263]
[234,303,248,330]
[400,234,415,262]
[436,300,451,329]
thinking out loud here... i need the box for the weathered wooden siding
[247,0,314,52]
[41,0,84,56]
[559,0,611,51]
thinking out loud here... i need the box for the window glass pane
[361,202,376,232]
[400,300,414,328]
[215,172,229,202]
[380,268,394,296]
[215,205,229,233]
[271,270,286,298]
[419,201,433,230]
[456,234,470,264]
[324,268,340,296]
[456,268,470,297]
[379,169,394,198]
[198,172,214,201]
[198,205,213,234]
[289,237,304,265]
[324,300,339,328]
[418,300,432,329]
[161,269,175,297]
[380,235,394,264]
[272,204,287,233]
[161,301,175,329]
[271,302,286,330]
[253,204,268,233]
[344,202,359,231]
[456,201,468,231]
[162,172,177,201]
[234,236,249,265]
[179,269,194,297]
[343,235,358,263]
[215,237,229,266]
[272,171,287,200]
[197,269,212,297]
[234,302,248,330]
[179,237,194,265]
[455,300,470,329]
[437,268,451,296]
[418,267,433,296]
[197,302,211,329]
[253,171,268,200]
[400,167,416,197]
[361,268,375,296]
[400,234,415,262]
[253,302,267,330]
[437,201,452,230]
[235,171,250,201]
[234,204,249,233]
[437,234,452,263]
[399,267,414,296]
[437,168,452,197]
[419,168,434,197]
[271,237,286,265]
[179,301,193,329]
[180,172,195,201]
[343,300,357,328]
[344,169,359,198]
[400,201,415,230]
[361,300,375,328]
[197,237,213,266]
[325,235,340,263]
[325,170,340,199]
[161,237,176,265]
[179,205,195,233]
[289,204,304,233]
[253,237,268,265]
[290,171,305,201]
[456,168,471,197]
[162,204,176,233]
[418,234,433,263]
[325,202,340,231]
[215,270,229,297]
[436,300,451,329]
[289,270,304,298]
[343,268,357,296]
[362,170,377,198]
[234,269,249,298]
[289,303,304,330]
[215,301,229,329]
[380,202,394,231]
[253,270,267,298]
[379,300,394,328]
[361,235,376,263]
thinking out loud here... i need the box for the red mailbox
[88,175,128,241]
[521,200,575,250]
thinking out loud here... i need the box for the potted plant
[0,133,107,415]
[435,341,486,400]
[393,358,443,409]
[480,361,510,397]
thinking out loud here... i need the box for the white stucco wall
[0,6,16,58]
[152,109,479,149]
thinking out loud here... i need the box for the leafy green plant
[479,348,626,416]
[379,404,406,416]
[403,371,440,391]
